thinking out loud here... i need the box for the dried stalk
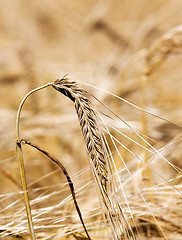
[21,139,91,240]
[16,83,52,240]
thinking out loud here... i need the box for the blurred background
[0,0,182,239]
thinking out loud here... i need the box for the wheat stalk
[16,81,92,239]
[16,83,52,240]
[21,139,91,240]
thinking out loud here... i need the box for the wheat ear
[52,77,108,192]
[146,24,182,75]
[52,77,135,240]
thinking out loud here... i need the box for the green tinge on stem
[16,83,52,240]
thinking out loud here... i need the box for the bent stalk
[16,83,52,240]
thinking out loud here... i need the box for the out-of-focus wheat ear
[146,24,182,75]
[16,83,52,240]
[21,139,91,240]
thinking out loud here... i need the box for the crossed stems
[16,82,91,240]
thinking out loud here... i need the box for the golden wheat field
[0,1,182,239]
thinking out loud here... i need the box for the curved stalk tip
[16,83,52,141]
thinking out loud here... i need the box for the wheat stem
[16,83,52,240]
[16,141,35,240]
[21,139,91,240]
